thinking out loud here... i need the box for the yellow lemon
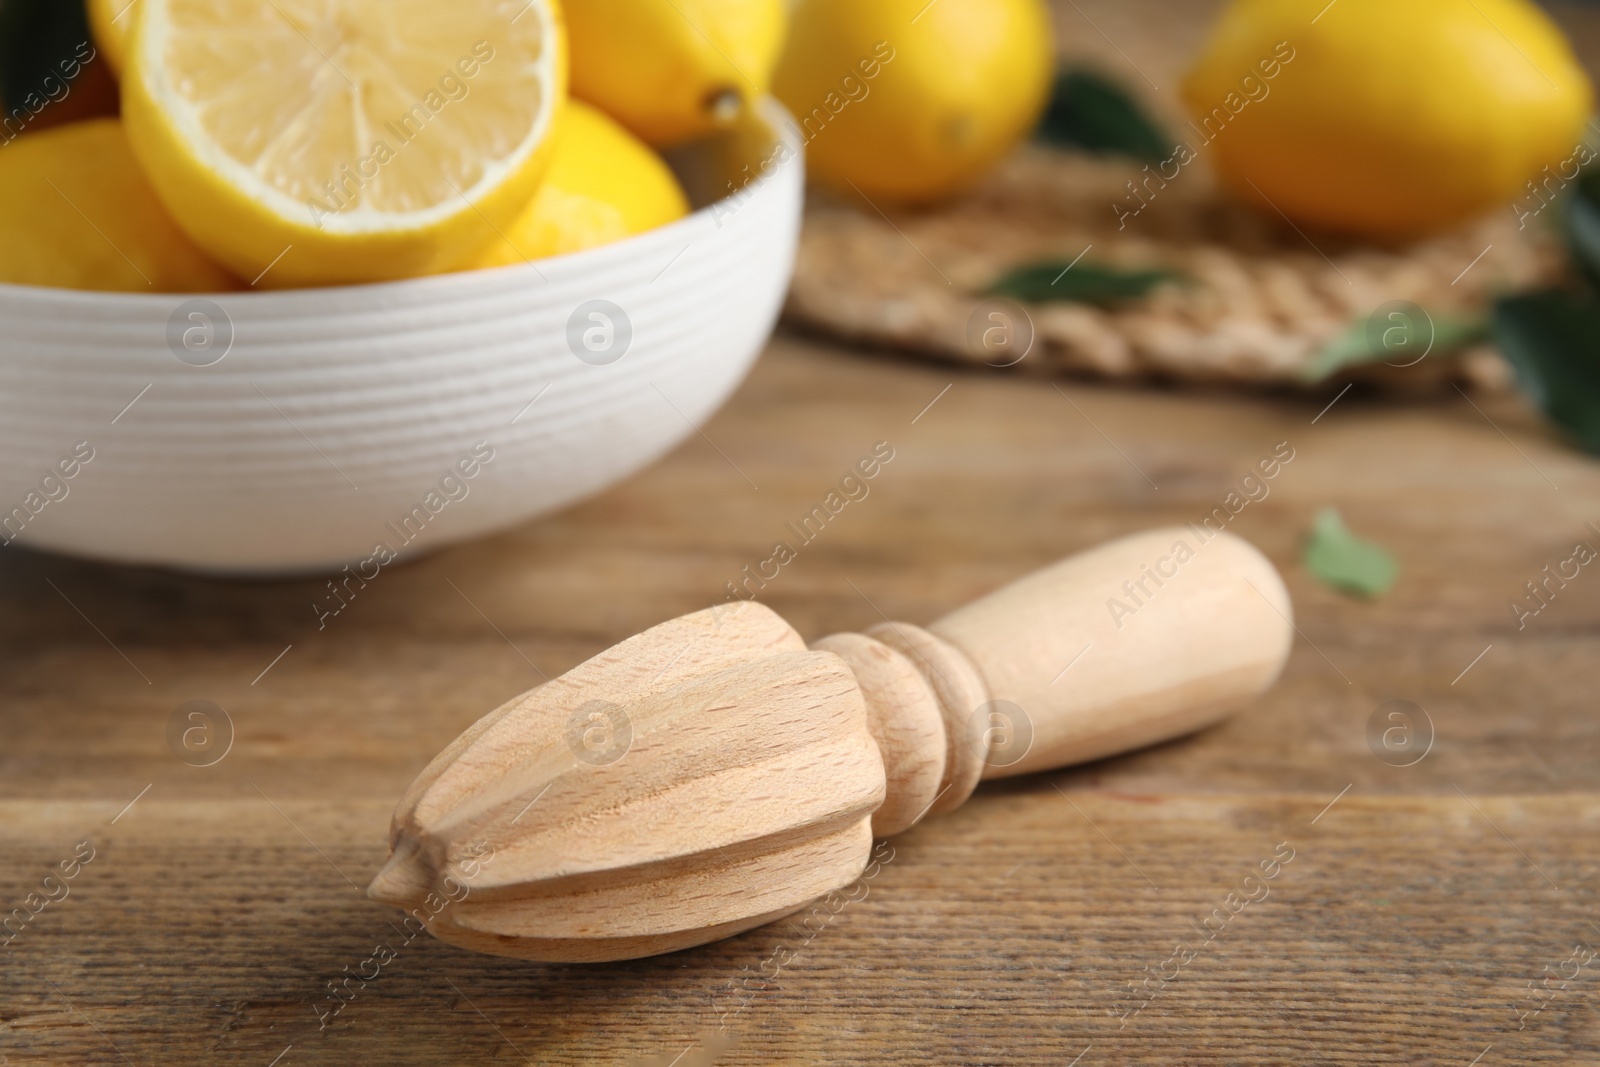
[87,0,135,77]
[1182,0,1594,239]
[0,119,236,292]
[474,100,689,265]
[566,0,786,147]
[773,0,1053,204]
[122,0,566,288]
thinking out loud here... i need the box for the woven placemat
[783,143,1565,393]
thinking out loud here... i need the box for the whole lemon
[0,119,236,292]
[87,0,134,76]
[566,0,788,148]
[1183,0,1594,239]
[773,0,1054,203]
[473,100,690,265]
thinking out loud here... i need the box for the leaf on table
[1491,287,1600,455]
[1303,509,1398,599]
[1301,308,1486,383]
[988,261,1179,307]
[1034,66,1174,163]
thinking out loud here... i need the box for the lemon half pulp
[124,0,565,287]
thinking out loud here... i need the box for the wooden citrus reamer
[369,527,1293,962]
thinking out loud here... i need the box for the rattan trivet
[783,147,1564,392]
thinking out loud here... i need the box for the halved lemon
[123,0,565,287]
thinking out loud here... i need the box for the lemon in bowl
[121,0,566,287]
[565,0,788,147]
[0,119,236,293]
[86,0,134,75]
[473,100,690,265]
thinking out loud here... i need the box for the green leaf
[988,260,1178,307]
[1034,66,1173,163]
[1303,509,1398,599]
[1491,287,1600,455]
[1301,306,1487,383]
[0,0,93,114]
[1563,168,1600,291]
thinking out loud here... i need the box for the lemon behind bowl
[1183,0,1594,239]
[87,0,135,76]
[566,0,787,148]
[773,0,1053,204]
[0,119,236,293]
[473,100,690,266]
[122,0,566,288]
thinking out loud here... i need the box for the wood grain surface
[4,331,1600,1065]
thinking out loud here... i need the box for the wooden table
[4,330,1599,1065]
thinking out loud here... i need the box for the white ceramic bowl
[0,101,802,575]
